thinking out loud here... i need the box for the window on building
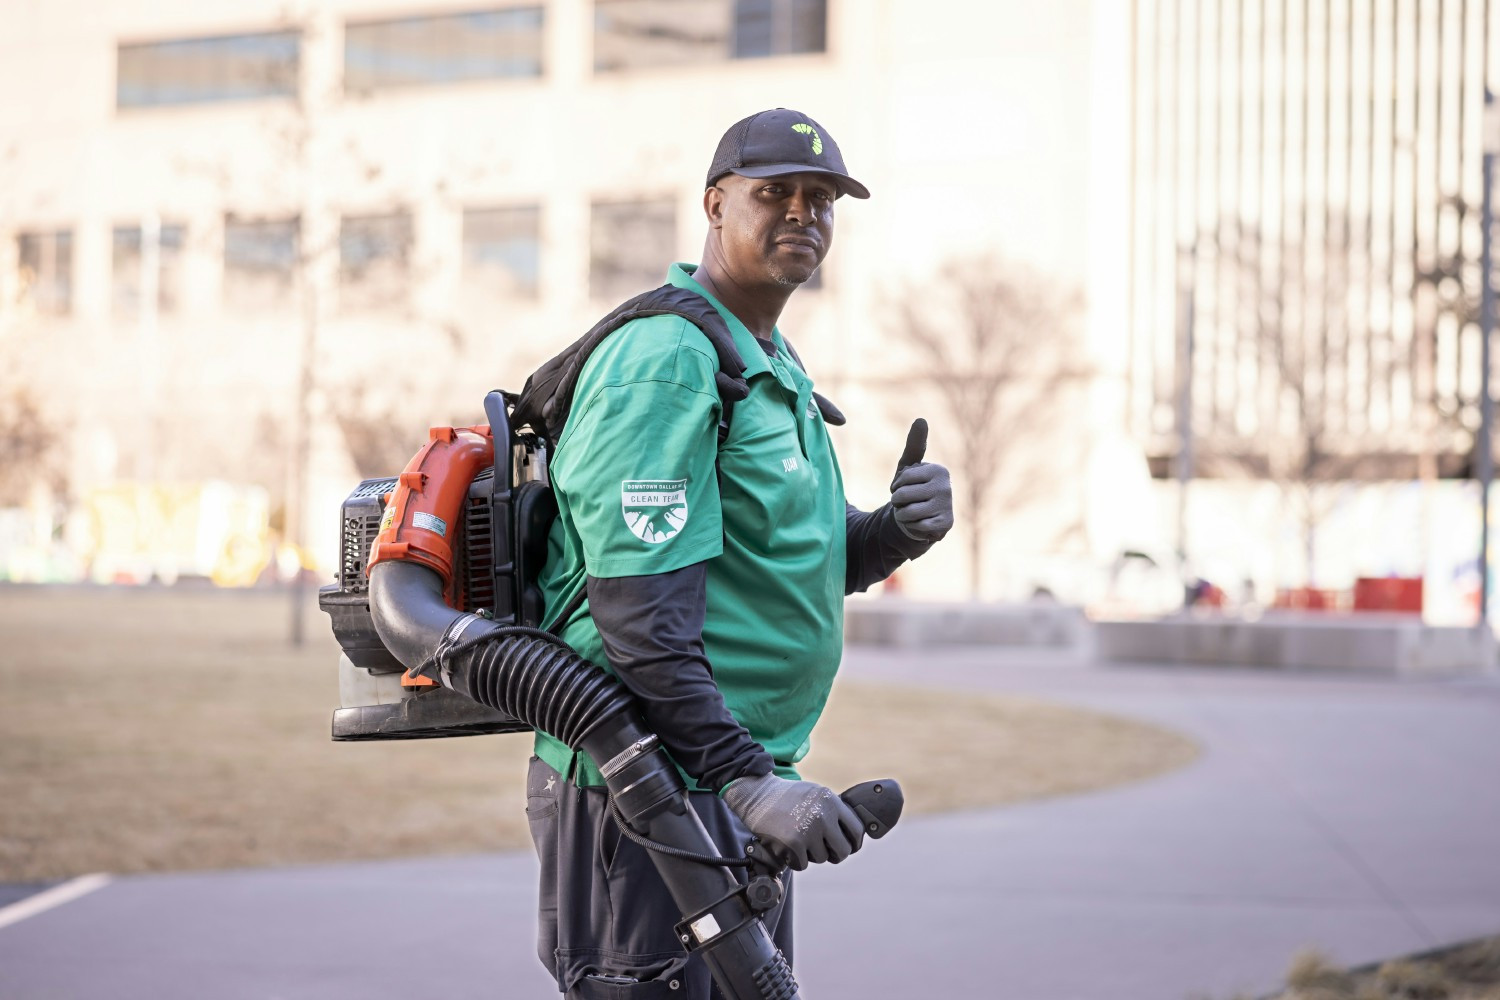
[116,32,300,109]
[593,0,825,71]
[340,212,413,311]
[590,199,676,301]
[731,0,826,58]
[224,217,298,310]
[345,8,544,92]
[16,231,72,316]
[112,222,186,318]
[594,0,729,71]
[462,206,541,304]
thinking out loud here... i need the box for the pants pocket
[526,755,561,822]
[526,757,562,974]
[571,972,684,999]
[561,951,691,1000]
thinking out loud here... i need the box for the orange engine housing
[366,423,495,602]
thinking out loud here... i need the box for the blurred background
[3,0,1496,628]
[3,0,1498,629]
[4,6,1500,998]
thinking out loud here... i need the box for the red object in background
[1191,581,1228,607]
[1273,587,1344,611]
[1353,577,1424,614]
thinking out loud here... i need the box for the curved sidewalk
[797,648,1500,999]
[1,649,1497,999]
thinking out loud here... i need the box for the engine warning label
[412,511,448,537]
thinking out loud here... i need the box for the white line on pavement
[0,873,112,931]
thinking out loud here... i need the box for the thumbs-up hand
[888,418,953,543]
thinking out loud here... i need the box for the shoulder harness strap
[777,335,847,427]
[512,285,751,446]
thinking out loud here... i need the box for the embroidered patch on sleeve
[621,479,689,544]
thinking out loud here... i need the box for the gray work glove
[889,418,953,542]
[721,773,865,872]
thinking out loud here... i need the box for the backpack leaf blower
[318,389,902,1000]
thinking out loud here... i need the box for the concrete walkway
[2,649,1497,1000]
[805,649,1500,999]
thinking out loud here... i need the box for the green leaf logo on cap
[791,122,823,155]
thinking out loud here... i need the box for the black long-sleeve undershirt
[586,566,774,793]
[844,501,933,595]
[584,504,931,792]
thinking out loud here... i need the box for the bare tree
[0,142,68,508]
[328,386,435,480]
[885,256,1087,597]
[1189,226,1358,587]
[194,10,473,641]
[1192,217,1471,587]
[256,11,497,642]
[0,388,60,507]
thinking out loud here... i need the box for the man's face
[707,172,837,288]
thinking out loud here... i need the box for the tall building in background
[1129,0,1495,479]
[1126,0,1500,617]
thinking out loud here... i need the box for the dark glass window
[591,200,676,301]
[116,32,299,109]
[594,0,729,71]
[224,217,298,310]
[340,213,413,311]
[16,231,72,316]
[463,206,541,300]
[594,0,824,71]
[731,0,826,58]
[345,8,544,91]
[113,223,186,317]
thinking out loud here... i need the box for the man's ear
[703,185,725,229]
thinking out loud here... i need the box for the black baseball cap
[706,109,870,199]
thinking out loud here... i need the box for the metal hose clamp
[599,734,661,780]
[412,613,487,688]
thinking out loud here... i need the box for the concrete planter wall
[1095,613,1496,675]
[844,601,1496,676]
[844,599,1091,650]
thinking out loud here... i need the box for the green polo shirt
[533,262,847,789]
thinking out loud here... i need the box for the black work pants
[525,756,794,999]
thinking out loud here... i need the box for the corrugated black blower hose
[369,558,807,1000]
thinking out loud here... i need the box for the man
[526,109,953,998]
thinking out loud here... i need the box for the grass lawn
[1,585,1199,880]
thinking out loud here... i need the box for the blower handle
[483,390,513,492]
[840,778,903,840]
[743,778,903,880]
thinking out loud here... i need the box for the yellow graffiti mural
[82,482,272,586]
